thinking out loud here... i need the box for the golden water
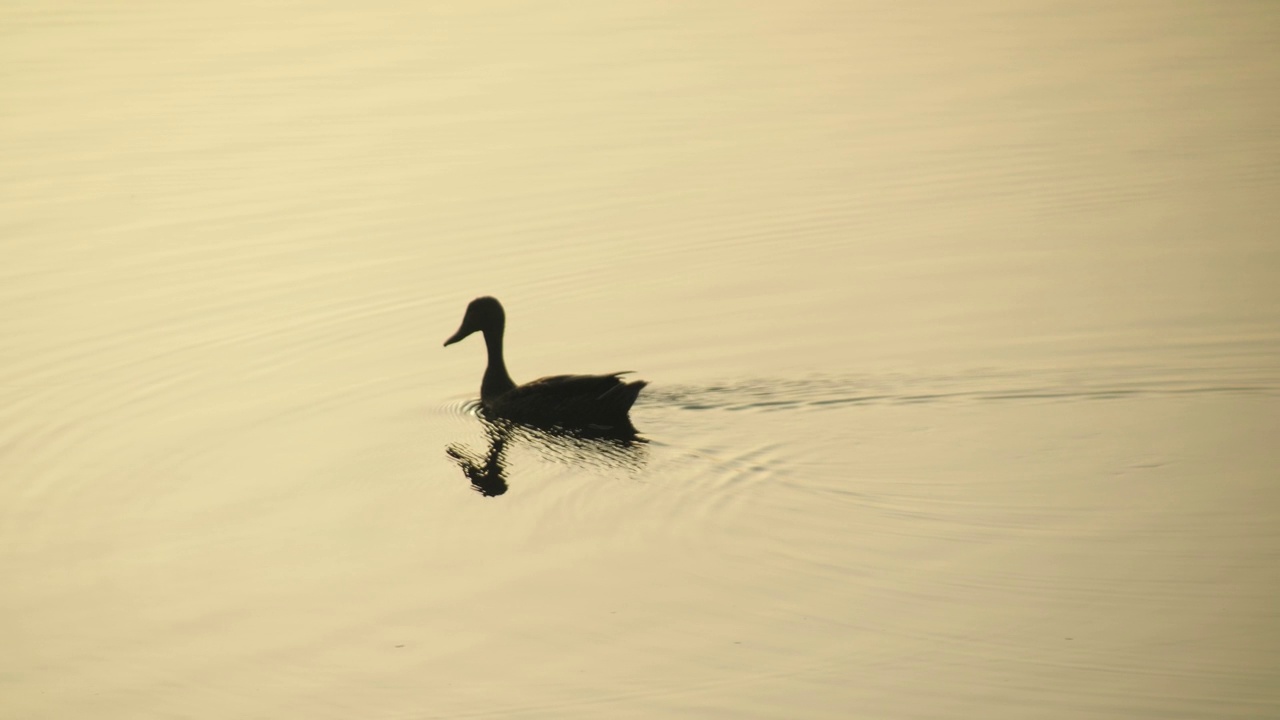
[3,2,1279,718]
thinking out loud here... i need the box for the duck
[444,296,647,430]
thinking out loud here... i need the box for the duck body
[445,296,646,431]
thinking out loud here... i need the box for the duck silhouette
[444,296,646,432]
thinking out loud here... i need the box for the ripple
[441,396,484,419]
[644,365,1280,414]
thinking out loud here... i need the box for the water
[3,2,1279,718]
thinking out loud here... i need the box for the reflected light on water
[3,1,1279,719]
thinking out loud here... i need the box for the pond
[3,2,1278,718]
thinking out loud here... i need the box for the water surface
[3,2,1279,718]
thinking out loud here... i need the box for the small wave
[441,397,485,418]
[642,367,1279,413]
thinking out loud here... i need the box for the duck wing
[494,372,646,427]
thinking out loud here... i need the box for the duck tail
[602,379,647,415]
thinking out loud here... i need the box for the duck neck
[480,325,516,401]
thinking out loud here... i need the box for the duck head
[444,296,505,346]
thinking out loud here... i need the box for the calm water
[4,2,1279,718]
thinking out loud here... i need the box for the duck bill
[443,326,470,346]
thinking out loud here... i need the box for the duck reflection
[446,412,648,497]
[447,417,513,496]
